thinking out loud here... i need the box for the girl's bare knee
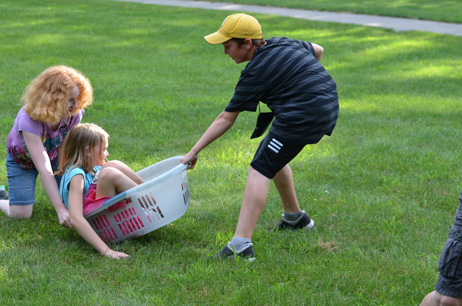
[102,160,125,171]
[8,205,33,219]
[99,167,120,182]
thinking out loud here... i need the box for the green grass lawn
[1,0,462,305]
[195,0,462,23]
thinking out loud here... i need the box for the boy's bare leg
[272,164,302,213]
[421,291,462,306]
[234,167,269,239]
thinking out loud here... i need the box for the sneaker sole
[269,218,315,233]
[303,219,315,230]
[227,255,256,262]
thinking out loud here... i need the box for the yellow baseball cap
[204,13,263,45]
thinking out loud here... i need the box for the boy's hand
[181,153,198,170]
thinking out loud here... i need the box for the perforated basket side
[86,164,191,242]
[86,201,150,243]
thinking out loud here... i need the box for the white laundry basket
[84,156,190,243]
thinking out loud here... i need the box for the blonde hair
[22,65,93,123]
[56,123,109,175]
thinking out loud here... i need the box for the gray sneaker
[216,242,255,261]
[0,185,8,200]
[272,210,314,232]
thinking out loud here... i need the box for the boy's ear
[244,38,253,49]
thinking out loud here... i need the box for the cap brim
[204,31,231,45]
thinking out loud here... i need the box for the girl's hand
[23,131,72,225]
[57,207,72,228]
[68,176,127,258]
[103,249,130,259]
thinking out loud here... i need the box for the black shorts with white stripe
[250,131,305,179]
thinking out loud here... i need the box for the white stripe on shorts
[268,138,283,153]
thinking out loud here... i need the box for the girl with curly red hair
[0,65,93,227]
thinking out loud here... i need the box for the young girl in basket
[1,65,93,227]
[57,123,144,259]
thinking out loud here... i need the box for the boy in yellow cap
[182,13,339,259]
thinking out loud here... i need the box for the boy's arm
[68,175,129,259]
[181,111,239,169]
[311,43,324,61]
[23,131,72,228]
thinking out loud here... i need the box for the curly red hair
[22,65,93,123]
